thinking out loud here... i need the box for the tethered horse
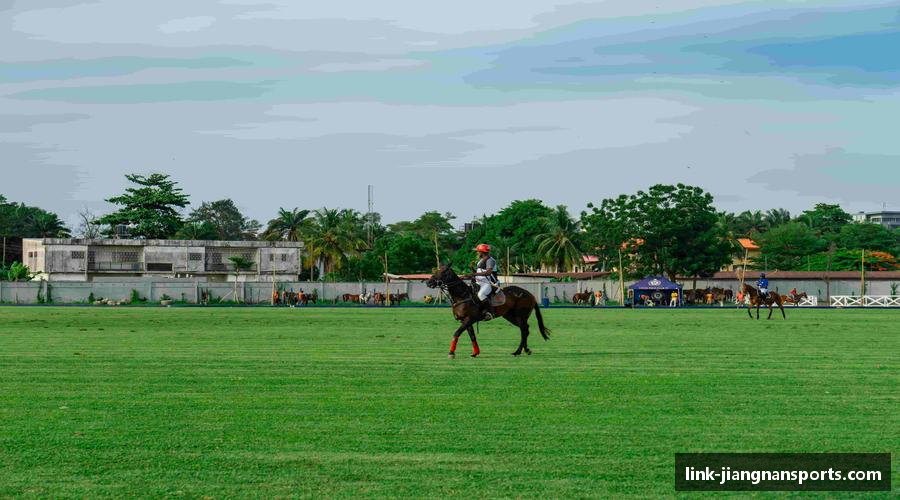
[426,264,550,358]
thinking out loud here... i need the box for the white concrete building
[22,238,304,282]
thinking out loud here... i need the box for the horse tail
[534,302,551,340]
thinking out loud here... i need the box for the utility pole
[618,245,626,306]
[860,248,866,305]
[384,252,391,307]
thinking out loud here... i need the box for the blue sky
[1,0,899,227]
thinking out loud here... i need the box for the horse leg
[756,301,760,320]
[767,302,774,320]
[746,300,753,319]
[520,319,532,356]
[448,318,475,359]
[779,301,786,319]
[467,326,480,358]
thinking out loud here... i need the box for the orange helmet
[474,243,491,253]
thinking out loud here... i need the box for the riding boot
[479,297,494,321]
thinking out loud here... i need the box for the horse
[373,292,386,306]
[742,284,786,320]
[426,264,550,358]
[572,291,592,305]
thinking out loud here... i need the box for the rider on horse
[757,273,769,301]
[470,243,499,320]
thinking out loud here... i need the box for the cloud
[747,148,900,203]
[159,16,216,34]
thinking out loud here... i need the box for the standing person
[467,244,499,320]
[670,290,679,307]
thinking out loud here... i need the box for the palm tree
[536,205,583,272]
[764,208,791,229]
[264,208,310,242]
[175,221,217,240]
[30,212,70,238]
[304,208,366,276]
[736,210,768,236]
[228,256,254,303]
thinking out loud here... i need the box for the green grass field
[0,306,897,497]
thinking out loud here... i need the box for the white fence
[796,296,818,307]
[830,295,900,307]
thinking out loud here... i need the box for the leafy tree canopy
[188,199,260,240]
[755,221,825,270]
[97,174,189,239]
[583,184,730,281]
[797,203,851,238]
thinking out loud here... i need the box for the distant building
[853,211,900,230]
[22,238,303,282]
[724,238,761,271]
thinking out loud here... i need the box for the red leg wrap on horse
[472,341,480,356]
[449,338,458,353]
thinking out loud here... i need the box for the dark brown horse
[426,265,550,358]
[742,284,786,320]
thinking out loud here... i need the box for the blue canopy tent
[628,276,682,306]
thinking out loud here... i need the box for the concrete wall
[1,277,896,305]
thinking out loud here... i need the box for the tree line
[3,174,899,281]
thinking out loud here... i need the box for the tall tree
[263,208,311,242]
[836,223,896,253]
[1,195,71,238]
[536,205,583,272]
[454,200,554,271]
[764,208,792,229]
[583,184,730,281]
[305,208,366,275]
[188,199,260,240]
[174,221,218,240]
[98,173,189,239]
[756,221,825,270]
[798,203,851,238]
[735,210,769,236]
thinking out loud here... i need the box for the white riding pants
[476,280,493,301]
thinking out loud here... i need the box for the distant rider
[469,244,499,320]
[757,273,770,301]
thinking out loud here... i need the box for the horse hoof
[511,352,521,356]
[470,353,479,358]
[448,353,456,359]
[525,349,532,356]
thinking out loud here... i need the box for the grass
[0,307,897,498]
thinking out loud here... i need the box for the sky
[2,0,899,229]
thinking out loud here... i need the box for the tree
[1,196,71,238]
[806,249,898,271]
[77,207,102,239]
[454,200,554,271]
[836,223,896,253]
[536,205,583,272]
[756,221,825,270]
[263,208,311,242]
[188,199,260,240]
[735,210,769,236]
[798,203,851,238]
[174,221,218,240]
[227,256,254,303]
[583,184,730,281]
[764,208,792,229]
[28,211,70,238]
[98,173,189,239]
[304,208,366,276]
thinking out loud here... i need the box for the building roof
[25,238,303,248]
[736,238,759,250]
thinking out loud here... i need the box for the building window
[113,251,139,263]
[147,263,174,272]
[269,254,275,262]
[71,251,85,259]
[189,253,202,261]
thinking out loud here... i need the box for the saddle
[490,289,506,307]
